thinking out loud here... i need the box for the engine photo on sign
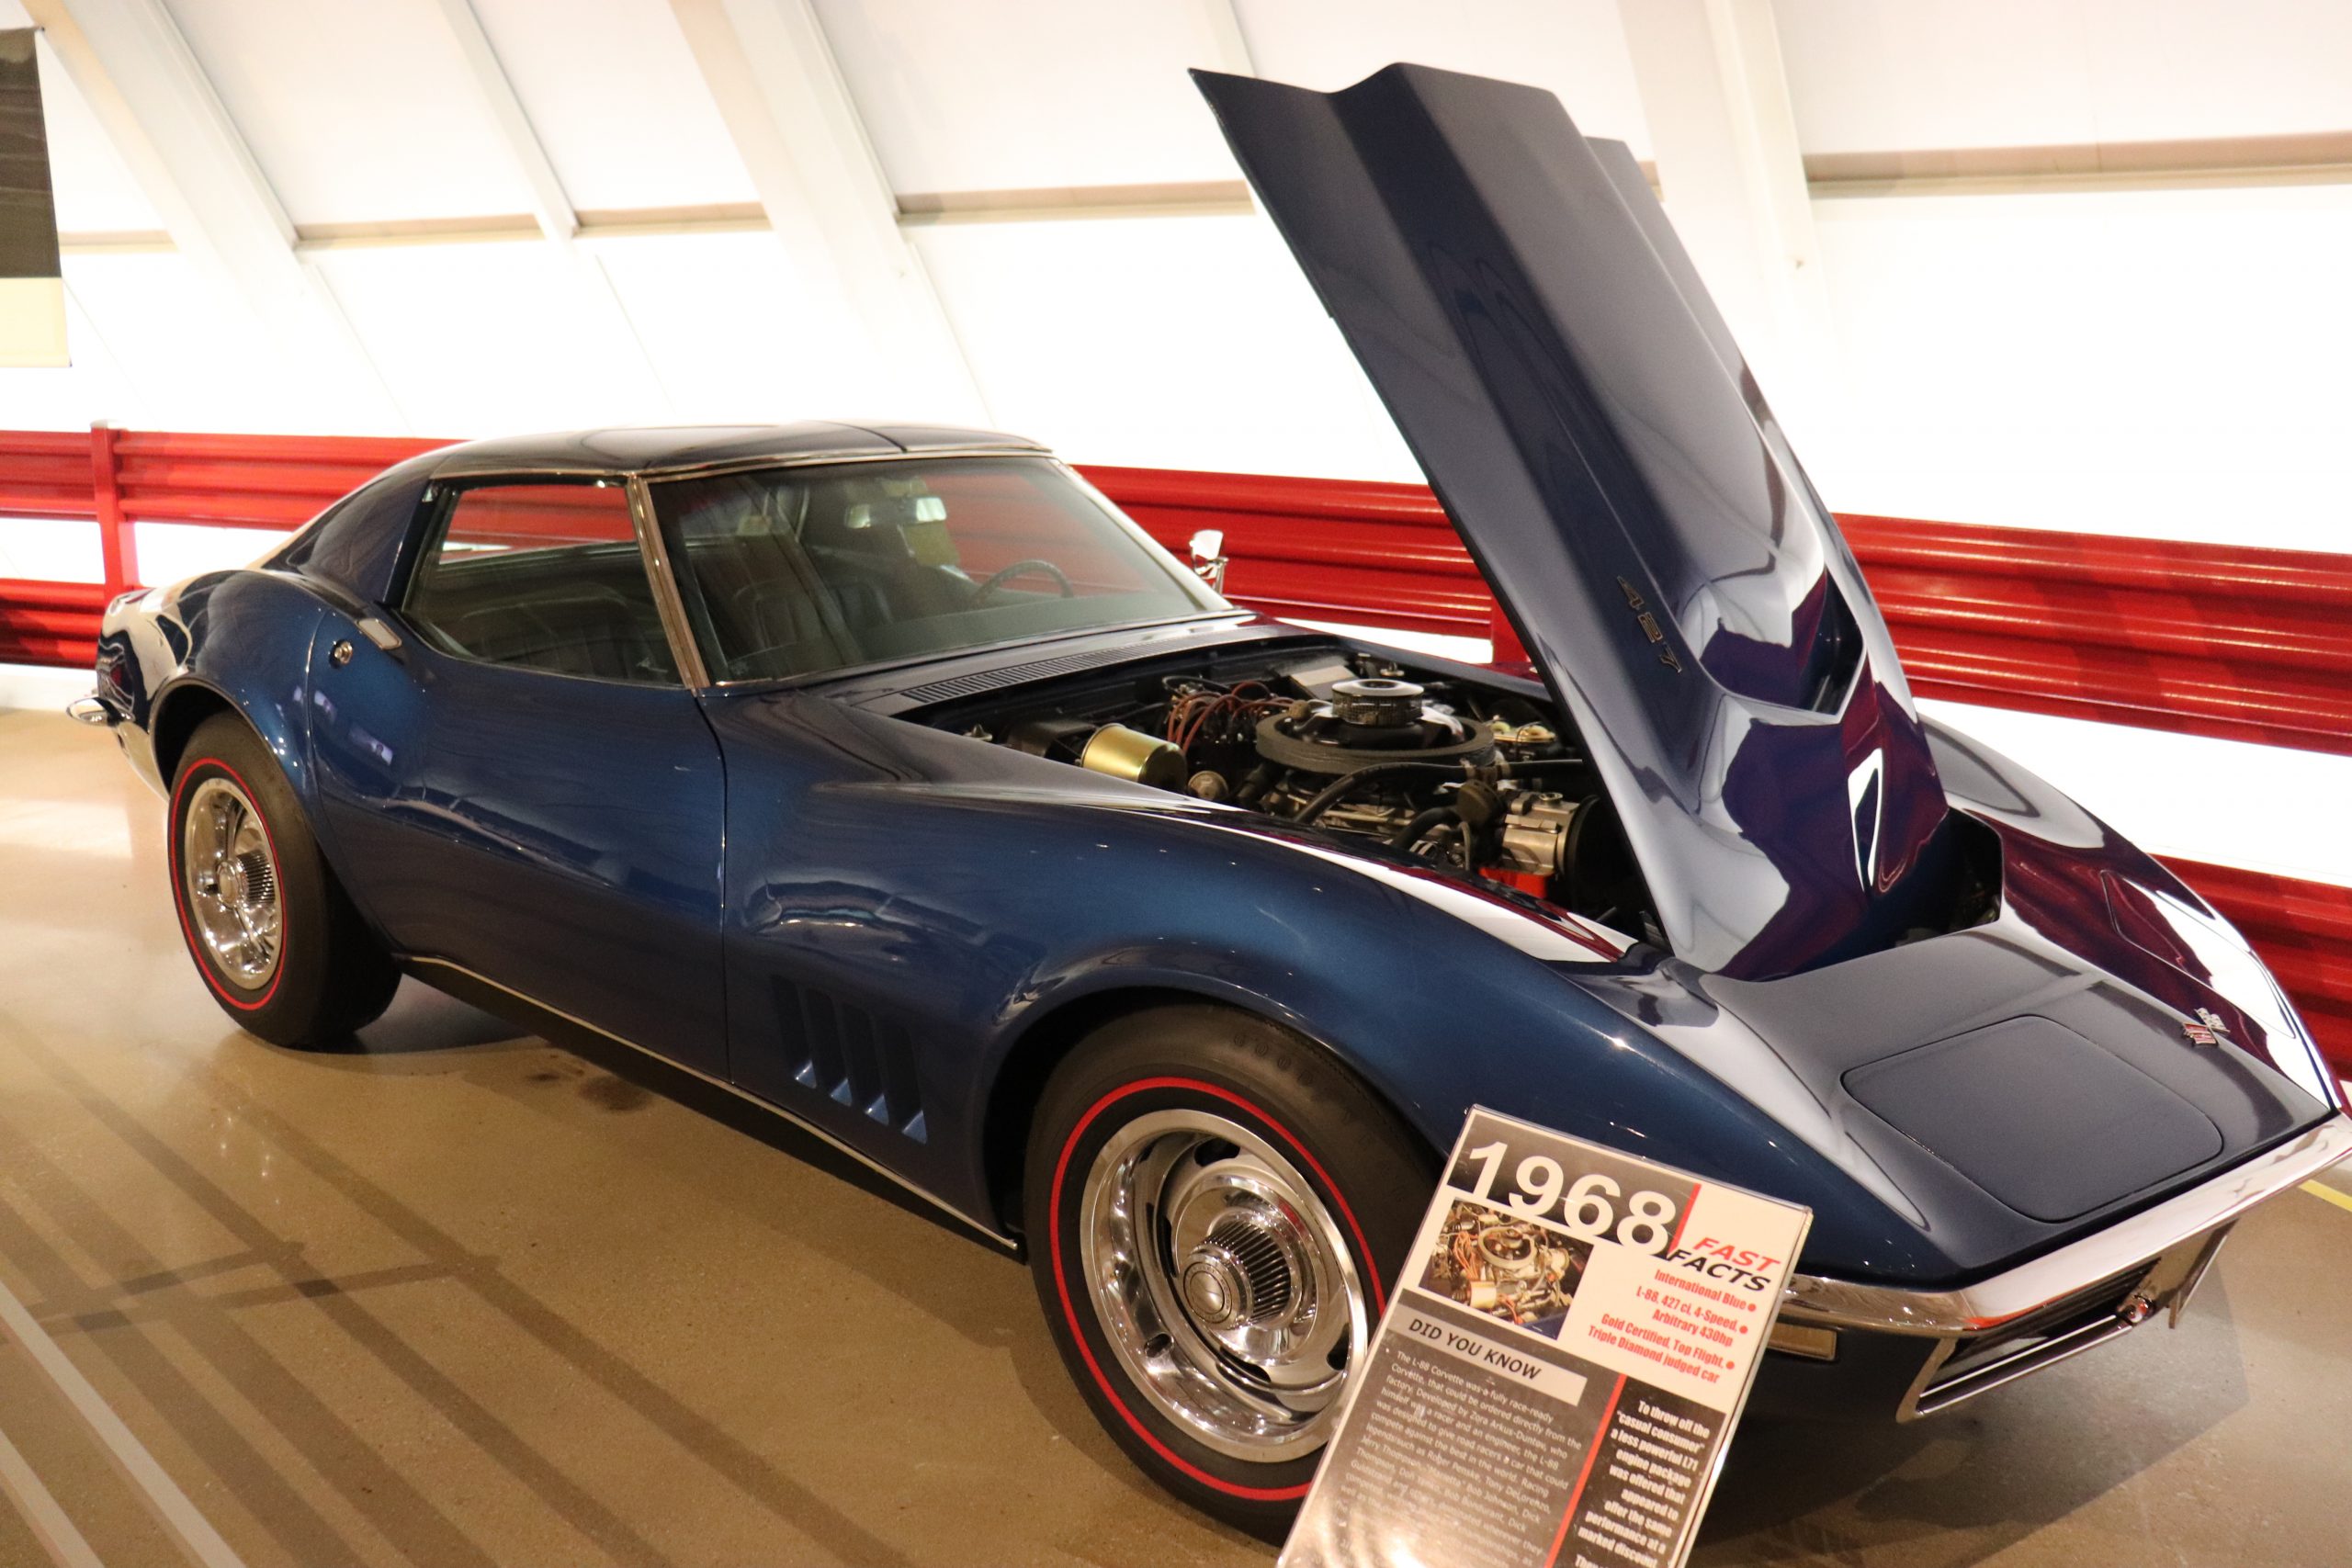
[1422,1199,1591,1338]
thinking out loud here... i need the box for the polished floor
[2,705,2348,1567]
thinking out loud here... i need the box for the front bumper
[1766,1114,2352,1419]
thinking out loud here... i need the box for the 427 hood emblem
[1615,577,1685,673]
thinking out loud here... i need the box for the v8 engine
[925,643,1654,939]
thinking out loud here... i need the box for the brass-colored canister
[1080,723,1188,792]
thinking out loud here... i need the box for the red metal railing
[0,427,448,661]
[1844,516,2352,758]
[3,426,2347,1077]
[1097,466,2352,757]
[0,577,111,668]
[1091,465,1502,644]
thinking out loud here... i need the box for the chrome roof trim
[625,473,711,691]
[424,459,634,480]
[425,443,1048,483]
[629,444,1049,484]
[1783,1114,2352,1337]
[402,955,1021,1252]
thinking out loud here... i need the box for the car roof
[268,421,1057,600]
[423,421,1050,479]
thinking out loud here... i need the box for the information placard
[1280,1107,1811,1568]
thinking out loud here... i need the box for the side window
[402,480,680,684]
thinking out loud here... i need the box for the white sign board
[1280,1107,1812,1568]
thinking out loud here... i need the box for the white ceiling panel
[468,0,756,212]
[0,272,143,434]
[164,0,536,223]
[1813,183,2352,551]
[588,229,939,423]
[1781,0,2352,153]
[312,241,672,434]
[60,250,329,430]
[912,212,1415,479]
[809,0,1243,195]
[1233,0,1652,156]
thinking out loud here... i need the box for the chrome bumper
[66,694,113,727]
[1776,1114,2352,1417]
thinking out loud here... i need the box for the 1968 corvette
[76,63,2348,1529]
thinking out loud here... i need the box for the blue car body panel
[269,471,434,607]
[692,678,2332,1283]
[96,570,328,802]
[307,622,730,1078]
[697,682,1924,1269]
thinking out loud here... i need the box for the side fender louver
[774,977,927,1142]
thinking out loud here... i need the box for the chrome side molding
[400,954,1021,1253]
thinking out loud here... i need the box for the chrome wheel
[181,776,282,988]
[1080,1109,1369,1462]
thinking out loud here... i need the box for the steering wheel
[969,558,1075,604]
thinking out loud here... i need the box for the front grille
[1912,1268,2144,1417]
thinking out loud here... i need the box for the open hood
[1194,62,1956,977]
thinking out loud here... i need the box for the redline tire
[1023,1004,1432,1537]
[168,714,398,1047]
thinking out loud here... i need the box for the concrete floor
[1,705,2347,1567]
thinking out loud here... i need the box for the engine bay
[922,643,1655,938]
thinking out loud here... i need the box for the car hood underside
[1195,62,1958,983]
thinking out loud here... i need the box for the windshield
[648,457,1226,682]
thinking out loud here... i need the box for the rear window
[648,457,1221,682]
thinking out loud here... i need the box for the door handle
[329,616,402,670]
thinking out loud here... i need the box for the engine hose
[1233,762,1277,807]
[1289,756,1589,826]
[1290,762,1443,824]
[1390,807,1461,851]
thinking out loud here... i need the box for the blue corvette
[77,64,2346,1530]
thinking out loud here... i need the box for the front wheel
[1024,1004,1432,1536]
[168,713,399,1046]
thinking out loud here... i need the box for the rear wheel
[1024,1004,1432,1536]
[168,714,398,1046]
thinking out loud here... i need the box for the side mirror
[1188,529,1228,593]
